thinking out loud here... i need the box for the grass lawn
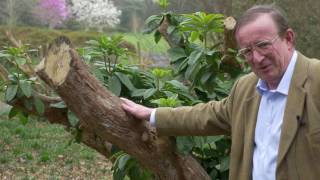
[0,116,113,179]
[0,25,169,67]
[0,25,169,55]
[120,33,169,54]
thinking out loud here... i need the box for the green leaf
[19,80,32,97]
[131,89,147,97]
[190,31,200,42]
[5,84,18,102]
[18,112,28,125]
[68,110,79,127]
[157,0,170,9]
[8,74,18,82]
[219,156,230,172]
[167,25,176,34]
[0,52,11,58]
[152,68,171,79]
[176,136,194,155]
[86,40,100,46]
[28,76,37,81]
[166,80,189,92]
[167,47,187,62]
[151,96,180,107]
[90,66,105,82]
[207,135,224,143]
[185,61,201,80]
[177,58,188,72]
[143,15,164,34]
[50,101,66,108]
[209,169,218,179]
[15,57,27,65]
[8,107,19,119]
[143,88,157,99]
[118,154,131,171]
[114,72,135,91]
[193,136,208,149]
[108,75,121,96]
[200,71,212,84]
[34,97,45,115]
[154,30,162,44]
[188,50,203,65]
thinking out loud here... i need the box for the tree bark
[222,16,241,71]
[35,36,210,180]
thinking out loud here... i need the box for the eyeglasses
[237,35,279,59]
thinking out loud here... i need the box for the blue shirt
[252,51,297,180]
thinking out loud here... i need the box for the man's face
[236,14,294,89]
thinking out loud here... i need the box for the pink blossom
[34,0,70,28]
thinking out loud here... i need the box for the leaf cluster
[140,10,248,179]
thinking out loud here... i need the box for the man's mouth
[260,64,272,72]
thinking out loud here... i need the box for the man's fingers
[120,97,139,114]
[120,97,130,105]
[120,97,152,121]
[120,99,133,111]
[120,97,137,107]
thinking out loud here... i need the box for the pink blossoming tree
[33,0,70,28]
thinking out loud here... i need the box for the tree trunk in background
[35,36,211,180]
[6,0,17,27]
[200,0,233,15]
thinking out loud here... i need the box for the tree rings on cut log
[35,36,72,86]
[224,16,236,30]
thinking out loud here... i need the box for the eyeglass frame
[237,35,280,59]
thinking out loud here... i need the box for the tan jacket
[156,52,320,180]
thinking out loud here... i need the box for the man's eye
[256,41,271,49]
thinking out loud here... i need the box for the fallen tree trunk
[35,36,210,179]
[3,31,114,158]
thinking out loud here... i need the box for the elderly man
[121,4,320,180]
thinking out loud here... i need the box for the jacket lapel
[276,52,308,167]
[244,84,261,179]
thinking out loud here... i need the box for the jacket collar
[276,52,309,168]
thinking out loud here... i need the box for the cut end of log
[224,16,236,30]
[35,36,72,86]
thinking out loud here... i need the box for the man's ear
[285,28,295,48]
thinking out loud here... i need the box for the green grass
[0,25,103,48]
[0,116,112,179]
[120,33,169,54]
[0,25,169,54]
[0,25,170,67]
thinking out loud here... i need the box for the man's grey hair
[235,4,290,37]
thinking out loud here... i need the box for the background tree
[70,0,122,32]
[33,0,70,29]
[0,0,38,27]
[113,0,152,32]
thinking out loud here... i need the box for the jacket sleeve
[155,80,239,136]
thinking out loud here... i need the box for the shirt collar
[256,50,298,95]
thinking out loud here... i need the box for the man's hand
[120,98,154,121]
